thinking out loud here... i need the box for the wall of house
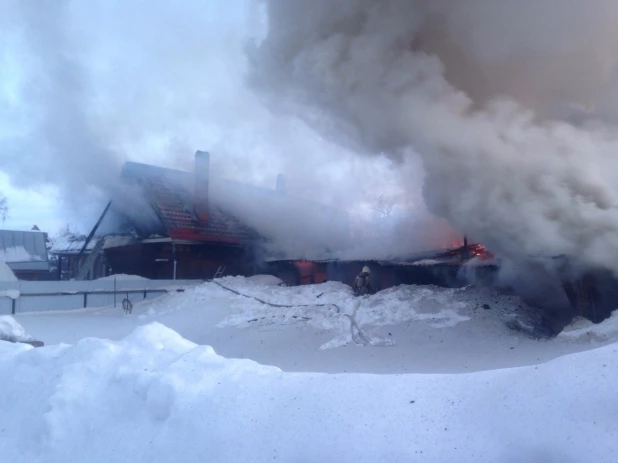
[104,242,253,280]
[104,244,150,278]
[175,243,248,280]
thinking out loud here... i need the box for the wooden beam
[71,201,112,276]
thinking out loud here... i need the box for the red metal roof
[121,162,258,244]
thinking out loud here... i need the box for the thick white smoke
[249,0,618,273]
[0,0,459,259]
[0,0,122,218]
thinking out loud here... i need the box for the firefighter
[353,266,375,296]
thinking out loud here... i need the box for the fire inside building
[267,241,497,288]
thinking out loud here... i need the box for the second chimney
[194,150,210,223]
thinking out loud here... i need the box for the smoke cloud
[0,0,459,259]
[0,0,122,218]
[248,0,618,273]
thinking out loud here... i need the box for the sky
[0,172,63,231]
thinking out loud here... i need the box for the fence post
[114,277,117,308]
[83,292,88,308]
[143,289,147,300]
[11,298,16,315]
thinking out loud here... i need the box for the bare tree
[370,194,397,237]
[372,194,395,223]
[352,194,398,243]
[0,194,8,226]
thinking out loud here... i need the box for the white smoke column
[249,0,618,272]
[0,0,123,219]
[0,0,454,257]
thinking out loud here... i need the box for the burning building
[267,240,498,290]
[59,151,349,281]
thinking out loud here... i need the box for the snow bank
[559,312,618,342]
[96,274,149,281]
[0,323,615,462]
[0,316,32,342]
[0,261,17,281]
[244,274,284,286]
[0,289,20,299]
[214,278,544,348]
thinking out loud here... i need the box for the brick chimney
[276,173,286,194]
[194,151,210,223]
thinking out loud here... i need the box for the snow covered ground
[2,277,618,461]
[1,322,617,462]
[13,277,614,373]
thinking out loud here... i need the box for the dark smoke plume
[249,0,618,273]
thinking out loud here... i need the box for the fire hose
[211,280,370,346]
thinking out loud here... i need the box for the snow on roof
[0,246,36,263]
[0,262,17,282]
[0,230,48,271]
[52,233,139,254]
[103,235,137,249]
[50,234,99,254]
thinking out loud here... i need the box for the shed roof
[0,230,49,271]
[50,234,100,254]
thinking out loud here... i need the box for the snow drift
[0,315,33,342]
[213,277,552,347]
[0,323,616,462]
[96,274,149,281]
[559,312,618,343]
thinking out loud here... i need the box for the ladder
[75,238,106,280]
[213,265,226,279]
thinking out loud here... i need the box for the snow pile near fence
[213,277,545,348]
[97,274,149,281]
[0,322,616,463]
[0,289,20,299]
[0,262,17,281]
[0,316,33,342]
